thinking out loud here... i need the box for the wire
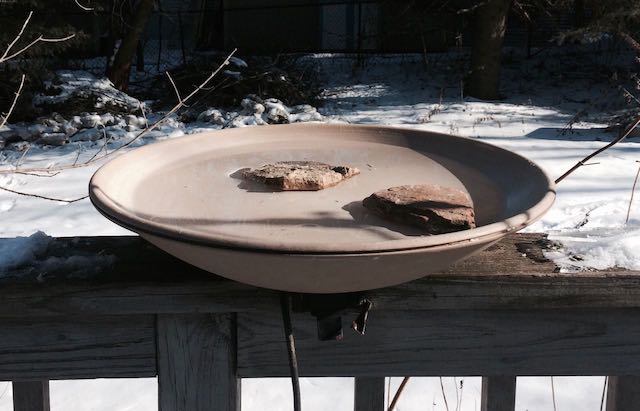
[280,293,302,411]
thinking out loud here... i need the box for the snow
[33,70,141,112]
[0,231,50,273]
[0,50,638,409]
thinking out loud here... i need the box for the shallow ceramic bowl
[90,123,555,293]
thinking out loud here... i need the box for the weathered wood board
[237,308,640,377]
[157,313,239,411]
[1,233,640,383]
[0,315,156,380]
[0,234,638,320]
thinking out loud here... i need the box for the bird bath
[89,123,555,293]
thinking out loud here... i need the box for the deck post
[606,376,640,411]
[354,377,385,411]
[480,376,517,411]
[12,380,50,411]
[157,313,239,411]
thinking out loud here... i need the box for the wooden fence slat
[157,313,239,411]
[481,376,516,411]
[354,377,385,411]
[238,309,640,377]
[12,381,50,411]
[0,315,156,380]
[5,234,640,319]
[605,376,640,411]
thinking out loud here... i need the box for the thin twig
[139,102,149,129]
[387,377,410,411]
[74,0,94,11]
[13,171,60,178]
[166,71,182,103]
[0,11,75,64]
[0,74,25,129]
[440,377,451,411]
[14,143,31,169]
[0,12,33,62]
[0,49,237,176]
[555,116,640,184]
[599,376,608,411]
[456,378,464,411]
[551,376,558,411]
[0,185,88,203]
[622,87,640,107]
[626,161,640,224]
[72,148,83,166]
[85,127,110,164]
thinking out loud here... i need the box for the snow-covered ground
[0,50,638,410]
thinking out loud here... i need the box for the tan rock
[363,184,476,234]
[242,161,360,191]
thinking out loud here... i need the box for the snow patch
[0,231,51,273]
[33,70,141,112]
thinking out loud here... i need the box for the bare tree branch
[0,49,237,178]
[1,11,34,63]
[0,11,75,64]
[555,116,640,184]
[165,71,182,103]
[0,185,88,203]
[388,377,410,411]
[74,0,95,11]
[0,74,25,129]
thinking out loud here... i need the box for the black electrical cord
[280,293,302,411]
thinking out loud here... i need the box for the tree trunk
[464,0,512,100]
[107,0,155,91]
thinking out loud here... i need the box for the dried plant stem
[0,48,237,177]
[0,185,88,203]
[74,0,94,11]
[626,161,640,224]
[0,49,236,202]
[599,376,608,411]
[387,377,410,411]
[0,74,25,130]
[0,11,75,64]
[440,377,451,411]
[456,378,464,411]
[551,376,558,411]
[555,117,640,184]
[166,71,182,102]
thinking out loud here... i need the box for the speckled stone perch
[242,161,360,191]
[363,184,476,234]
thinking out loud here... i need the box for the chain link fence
[1,0,586,77]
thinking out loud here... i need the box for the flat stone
[242,161,360,191]
[362,184,476,234]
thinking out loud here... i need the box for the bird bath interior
[89,123,555,293]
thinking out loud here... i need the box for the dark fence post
[481,376,517,411]
[12,381,50,411]
[157,313,240,411]
[354,377,385,411]
[606,376,640,411]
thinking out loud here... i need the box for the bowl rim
[89,123,556,255]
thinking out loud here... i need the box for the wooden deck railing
[2,233,640,411]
